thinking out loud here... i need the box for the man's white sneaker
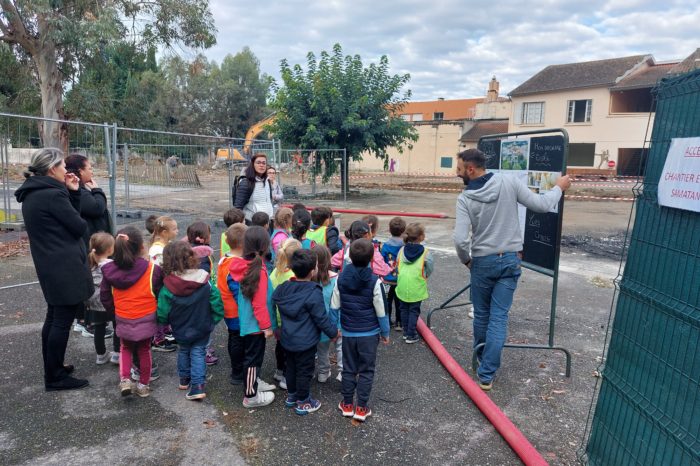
[256,378,276,391]
[243,391,275,408]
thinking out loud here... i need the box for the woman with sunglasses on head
[233,153,274,226]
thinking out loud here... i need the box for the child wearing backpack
[157,242,224,400]
[380,217,407,330]
[307,207,341,254]
[291,209,315,249]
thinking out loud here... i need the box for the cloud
[205,0,699,100]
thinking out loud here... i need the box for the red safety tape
[567,195,635,201]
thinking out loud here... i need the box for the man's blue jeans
[470,252,522,383]
[177,337,209,386]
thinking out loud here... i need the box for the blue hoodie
[272,280,338,352]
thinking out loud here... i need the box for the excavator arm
[243,113,276,154]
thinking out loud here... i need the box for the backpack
[231,176,273,208]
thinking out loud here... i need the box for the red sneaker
[353,405,372,421]
[338,401,354,417]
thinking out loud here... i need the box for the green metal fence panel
[586,70,700,465]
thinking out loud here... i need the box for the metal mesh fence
[584,70,700,465]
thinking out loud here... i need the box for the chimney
[486,76,499,102]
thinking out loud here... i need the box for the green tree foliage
[0,0,217,147]
[271,43,417,184]
[0,43,40,115]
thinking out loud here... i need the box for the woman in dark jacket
[14,148,94,391]
[65,154,112,246]
[233,153,274,224]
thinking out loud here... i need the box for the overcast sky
[202,0,699,101]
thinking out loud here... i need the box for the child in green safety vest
[395,223,434,344]
[307,207,342,255]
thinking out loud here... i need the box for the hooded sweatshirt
[228,256,274,335]
[453,172,562,264]
[157,269,224,344]
[272,280,337,352]
[380,236,404,283]
[191,244,214,276]
[14,175,93,306]
[331,241,392,277]
[100,257,163,341]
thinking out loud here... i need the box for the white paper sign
[658,137,700,212]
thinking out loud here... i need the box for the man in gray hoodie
[453,149,571,390]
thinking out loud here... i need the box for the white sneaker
[73,323,87,333]
[243,390,275,408]
[256,378,276,391]
[96,353,110,365]
[109,352,120,365]
[318,371,331,383]
[336,372,342,382]
[278,377,287,390]
[273,370,285,382]
[468,306,474,319]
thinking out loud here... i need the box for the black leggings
[93,320,119,355]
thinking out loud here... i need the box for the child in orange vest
[101,226,163,398]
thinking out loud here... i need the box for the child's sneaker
[242,391,275,408]
[152,339,176,352]
[338,401,354,417]
[131,365,160,382]
[273,369,285,382]
[134,383,150,398]
[295,397,321,415]
[73,322,87,333]
[256,377,276,392]
[186,384,206,400]
[178,377,191,390]
[119,379,133,396]
[353,405,372,421]
[285,393,297,408]
[81,325,95,338]
[317,371,331,383]
[96,353,110,365]
[109,352,120,365]
[205,352,219,366]
[405,336,420,344]
[335,372,342,382]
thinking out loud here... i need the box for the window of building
[610,88,653,113]
[440,156,452,168]
[433,112,444,120]
[521,102,545,124]
[567,99,592,123]
[400,114,410,121]
[412,113,423,121]
[569,143,596,166]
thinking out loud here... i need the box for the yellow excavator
[215,113,276,162]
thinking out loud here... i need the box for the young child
[291,208,315,249]
[228,226,277,408]
[187,221,214,275]
[307,207,341,254]
[361,214,380,245]
[396,223,434,344]
[269,237,302,390]
[220,208,245,257]
[148,216,178,352]
[149,216,179,266]
[218,223,247,385]
[85,232,119,365]
[100,226,164,398]
[157,241,224,400]
[251,211,270,230]
[331,220,391,277]
[331,239,390,422]
[145,214,158,236]
[314,245,343,383]
[380,216,407,331]
[270,207,293,261]
[326,209,343,255]
[273,249,338,415]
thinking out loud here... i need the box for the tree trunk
[34,33,67,151]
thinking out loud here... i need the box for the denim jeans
[400,300,422,339]
[177,337,209,386]
[470,252,521,383]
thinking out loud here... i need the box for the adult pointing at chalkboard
[453,149,570,391]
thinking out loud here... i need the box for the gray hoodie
[453,172,562,263]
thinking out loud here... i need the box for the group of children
[83,203,433,422]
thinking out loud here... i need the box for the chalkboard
[478,132,567,274]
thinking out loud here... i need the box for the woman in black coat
[14,148,94,391]
[65,154,112,246]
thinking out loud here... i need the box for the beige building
[507,52,700,175]
[355,78,511,174]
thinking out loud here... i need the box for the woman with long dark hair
[233,153,273,224]
[14,148,94,391]
[64,154,112,246]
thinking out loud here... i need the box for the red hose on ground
[417,318,548,466]
[281,205,448,219]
